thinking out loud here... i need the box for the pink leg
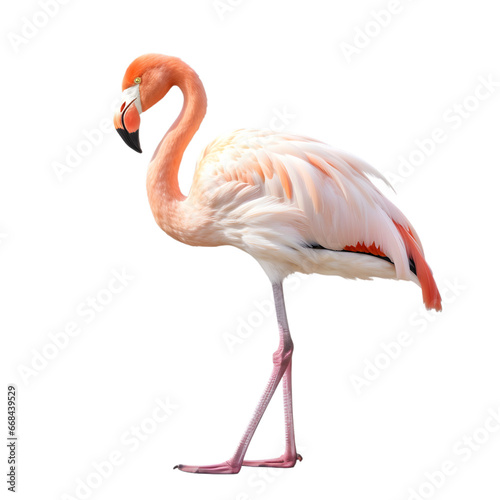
[242,360,302,468]
[175,282,300,474]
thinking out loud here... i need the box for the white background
[2,0,500,499]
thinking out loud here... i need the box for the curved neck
[147,61,207,205]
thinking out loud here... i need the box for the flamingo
[114,54,442,474]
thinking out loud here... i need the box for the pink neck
[147,60,207,222]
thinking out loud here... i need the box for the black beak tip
[116,127,142,154]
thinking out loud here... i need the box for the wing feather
[192,129,426,282]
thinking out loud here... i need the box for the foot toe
[174,461,240,474]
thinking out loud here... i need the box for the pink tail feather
[394,223,442,311]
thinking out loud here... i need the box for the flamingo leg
[242,358,302,468]
[175,282,300,474]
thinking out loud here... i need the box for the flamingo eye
[134,77,142,84]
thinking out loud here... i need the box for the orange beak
[114,85,142,153]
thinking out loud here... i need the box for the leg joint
[273,338,293,366]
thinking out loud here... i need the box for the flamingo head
[114,54,176,154]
